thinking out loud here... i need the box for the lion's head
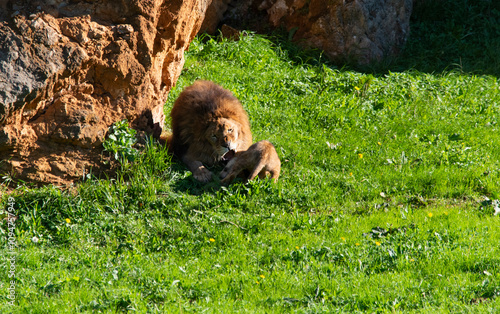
[205,118,241,161]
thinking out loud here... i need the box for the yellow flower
[358,153,363,159]
[256,281,260,284]
[428,212,433,218]
[375,241,381,246]
[295,246,299,250]
[410,258,415,262]
[340,237,346,242]
[286,248,289,251]
[354,86,360,91]
[349,172,353,176]
[377,142,382,146]
[355,243,360,246]
[65,218,71,224]
[209,238,215,242]
[260,275,265,279]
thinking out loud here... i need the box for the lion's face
[205,118,240,159]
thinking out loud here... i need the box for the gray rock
[204,0,413,65]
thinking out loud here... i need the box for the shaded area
[392,0,500,76]
[266,0,500,76]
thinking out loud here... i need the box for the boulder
[0,0,210,185]
[204,0,413,64]
[200,0,232,34]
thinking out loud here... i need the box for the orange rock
[0,0,211,185]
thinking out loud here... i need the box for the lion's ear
[232,120,242,130]
[234,121,245,136]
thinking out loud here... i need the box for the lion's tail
[160,130,174,155]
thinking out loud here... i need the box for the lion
[167,80,253,182]
[220,140,281,184]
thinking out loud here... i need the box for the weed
[103,119,138,164]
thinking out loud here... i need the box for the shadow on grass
[267,0,500,77]
[169,158,226,196]
[389,0,500,77]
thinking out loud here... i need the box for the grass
[1,0,500,312]
[396,0,500,75]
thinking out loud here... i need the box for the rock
[221,24,243,40]
[204,0,413,65]
[200,0,230,34]
[0,0,210,185]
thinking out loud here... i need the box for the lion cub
[220,140,281,184]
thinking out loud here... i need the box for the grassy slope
[1,0,500,312]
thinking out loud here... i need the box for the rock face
[0,0,210,184]
[200,0,232,34]
[206,0,413,65]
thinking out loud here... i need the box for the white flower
[493,200,500,216]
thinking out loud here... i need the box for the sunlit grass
[1,0,500,311]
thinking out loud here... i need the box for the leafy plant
[103,119,138,164]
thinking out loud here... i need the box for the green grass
[2,0,500,312]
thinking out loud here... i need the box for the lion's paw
[193,167,212,183]
[219,167,229,179]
